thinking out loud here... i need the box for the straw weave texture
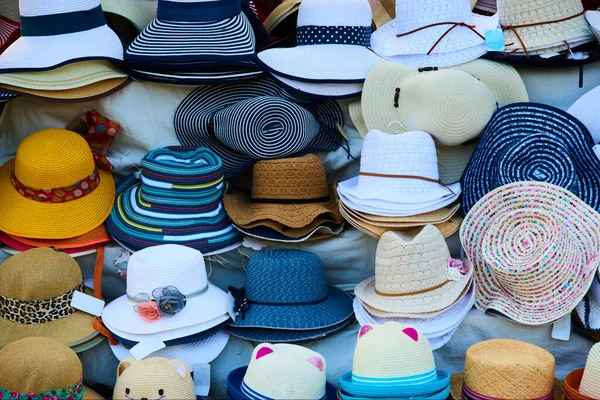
[579,343,600,398]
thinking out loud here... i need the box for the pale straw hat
[263,0,302,34]
[577,343,600,399]
[339,322,451,398]
[450,339,563,400]
[460,181,600,325]
[100,0,157,32]
[498,0,595,56]
[113,358,196,400]
[355,225,473,316]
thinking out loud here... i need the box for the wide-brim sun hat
[460,181,600,325]
[126,62,264,86]
[0,0,123,72]
[258,0,382,83]
[101,0,157,32]
[267,71,364,99]
[461,103,600,215]
[0,129,115,239]
[340,201,460,226]
[233,218,345,242]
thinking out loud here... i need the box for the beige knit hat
[113,358,196,400]
[355,225,473,317]
[450,339,563,400]
[0,337,103,400]
[0,248,99,349]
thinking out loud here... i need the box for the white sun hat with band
[0,0,123,72]
[258,0,383,83]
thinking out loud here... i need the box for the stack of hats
[565,343,600,400]
[105,146,242,254]
[0,248,103,352]
[0,0,129,102]
[102,245,232,366]
[0,337,104,399]
[0,128,116,272]
[0,14,19,107]
[451,339,562,400]
[370,0,497,68]
[257,0,382,99]
[339,322,451,399]
[227,343,336,400]
[462,103,600,215]
[124,0,263,85]
[174,79,344,178]
[337,130,462,239]
[101,0,158,36]
[353,226,474,349]
[114,357,197,400]
[460,181,600,325]
[224,155,344,242]
[227,249,354,342]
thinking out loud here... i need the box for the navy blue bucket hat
[461,102,600,214]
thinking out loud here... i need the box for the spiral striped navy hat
[461,103,600,214]
[174,79,344,177]
[105,146,242,255]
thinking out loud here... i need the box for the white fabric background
[1,63,600,397]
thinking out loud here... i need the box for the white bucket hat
[0,0,123,72]
[337,130,461,216]
[355,226,473,316]
[370,0,498,67]
[102,244,233,338]
[258,0,383,83]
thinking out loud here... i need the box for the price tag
[70,291,104,316]
[193,363,211,397]
[484,29,505,52]
[129,337,166,360]
[551,314,571,341]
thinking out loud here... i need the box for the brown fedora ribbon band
[375,280,450,297]
[359,172,456,196]
[501,10,585,57]
[396,21,485,55]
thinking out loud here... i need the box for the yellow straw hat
[0,337,103,400]
[0,248,100,349]
[0,129,115,239]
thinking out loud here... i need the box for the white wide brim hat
[269,72,363,99]
[0,25,123,72]
[110,330,230,367]
[258,44,383,82]
[379,42,487,68]
[102,283,231,336]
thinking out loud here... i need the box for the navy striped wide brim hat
[126,61,263,85]
[105,146,243,255]
[125,0,257,64]
[461,103,600,214]
[174,79,344,177]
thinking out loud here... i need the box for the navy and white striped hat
[461,103,600,214]
[174,79,344,177]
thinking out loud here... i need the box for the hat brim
[102,283,231,336]
[228,367,338,400]
[83,386,103,400]
[0,77,130,102]
[3,224,111,250]
[226,315,354,343]
[233,220,344,242]
[224,185,342,229]
[0,25,123,72]
[450,373,565,400]
[110,329,230,365]
[0,159,115,239]
[101,0,158,31]
[267,71,363,99]
[339,370,451,399]
[258,45,383,83]
[126,66,263,86]
[340,200,460,225]
[229,285,353,330]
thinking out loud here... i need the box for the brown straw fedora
[224,154,342,229]
[450,339,564,400]
[0,248,99,349]
[0,337,103,399]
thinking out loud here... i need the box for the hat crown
[19,0,101,17]
[0,248,82,300]
[463,339,555,398]
[374,226,452,295]
[245,249,328,303]
[251,154,329,201]
[297,0,371,28]
[0,338,82,394]
[395,0,473,33]
[126,244,208,298]
[14,129,96,190]
[352,322,436,379]
[497,0,584,26]
[243,344,327,399]
[579,343,600,397]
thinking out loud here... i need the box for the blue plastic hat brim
[339,370,451,398]
[337,385,450,400]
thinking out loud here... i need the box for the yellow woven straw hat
[450,339,563,400]
[113,357,196,400]
[355,225,473,317]
[0,248,99,349]
[0,128,115,239]
[0,337,103,400]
